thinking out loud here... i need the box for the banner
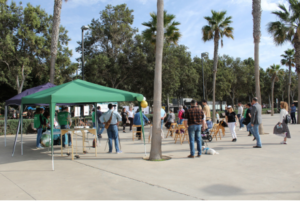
[84,106,89,116]
[74,107,81,117]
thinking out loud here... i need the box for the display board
[122,106,149,114]
[84,106,89,116]
[74,107,81,117]
[97,102,118,113]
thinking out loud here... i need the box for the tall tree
[281,49,295,108]
[50,0,67,84]
[142,10,181,46]
[267,64,284,116]
[149,0,164,161]
[267,0,300,123]
[202,10,234,122]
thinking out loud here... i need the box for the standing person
[184,100,204,158]
[127,107,134,131]
[237,103,244,130]
[177,105,185,124]
[34,108,44,149]
[133,109,150,140]
[165,109,175,129]
[100,104,122,154]
[243,103,253,136]
[250,97,262,148]
[273,101,291,144]
[290,103,297,124]
[202,100,211,121]
[161,107,166,129]
[96,106,105,138]
[121,108,128,133]
[225,105,239,142]
[57,107,72,146]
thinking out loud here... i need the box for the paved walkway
[0,114,299,200]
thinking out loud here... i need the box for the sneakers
[107,151,112,154]
[280,141,287,144]
[117,151,123,154]
[37,145,44,149]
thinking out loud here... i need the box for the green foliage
[0,119,35,135]
[0,0,77,99]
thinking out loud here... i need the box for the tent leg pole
[12,119,21,156]
[20,105,23,155]
[51,103,55,171]
[4,106,7,147]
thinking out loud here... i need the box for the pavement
[0,114,300,200]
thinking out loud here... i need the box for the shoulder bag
[104,112,113,129]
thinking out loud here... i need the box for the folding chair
[132,125,142,141]
[174,124,185,144]
[166,123,177,138]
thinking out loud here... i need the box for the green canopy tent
[21,79,146,170]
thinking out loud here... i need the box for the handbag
[126,119,130,124]
[104,113,113,129]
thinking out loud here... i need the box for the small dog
[202,146,219,155]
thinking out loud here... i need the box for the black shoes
[253,146,262,148]
[232,138,237,142]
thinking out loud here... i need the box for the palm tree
[267,0,300,124]
[149,0,164,161]
[142,10,181,47]
[50,0,67,84]
[253,0,265,134]
[267,64,285,116]
[281,49,295,108]
[202,10,234,122]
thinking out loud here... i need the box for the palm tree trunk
[298,70,300,124]
[50,0,63,84]
[271,80,274,116]
[149,0,164,160]
[288,65,291,109]
[212,36,219,123]
[253,0,264,134]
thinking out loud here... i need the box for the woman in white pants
[225,105,239,142]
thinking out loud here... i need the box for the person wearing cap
[100,103,122,153]
[250,97,262,148]
[184,99,204,158]
[225,105,239,142]
[57,107,72,146]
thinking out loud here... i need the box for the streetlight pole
[81,25,89,80]
[201,52,208,100]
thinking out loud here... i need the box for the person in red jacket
[178,105,185,125]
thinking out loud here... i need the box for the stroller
[201,121,213,146]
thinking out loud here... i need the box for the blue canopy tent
[4,83,56,148]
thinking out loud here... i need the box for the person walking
[177,105,185,124]
[121,108,128,133]
[184,100,204,158]
[250,97,262,148]
[133,109,150,140]
[127,107,134,131]
[225,105,239,142]
[100,104,122,154]
[290,103,297,124]
[237,103,244,131]
[273,101,291,144]
[34,108,44,149]
[243,103,252,136]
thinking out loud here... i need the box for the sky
[15,0,292,70]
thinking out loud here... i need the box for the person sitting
[165,109,175,129]
[133,109,150,140]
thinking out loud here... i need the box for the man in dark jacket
[96,106,105,138]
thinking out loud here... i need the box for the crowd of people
[32,98,297,157]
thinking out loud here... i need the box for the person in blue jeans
[133,109,150,140]
[100,104,122,154]
[290,103,297,124]
[250,97,262,148]
[161,108,166,129]
[184,100,204,158]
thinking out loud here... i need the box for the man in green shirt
[58,107,72,146]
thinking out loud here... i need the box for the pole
[4,105,7,147]
[51,103,55,171]
[81,29,84,81]
[202,57,205,100]
[139,104,146,156]
[20,104,23,155]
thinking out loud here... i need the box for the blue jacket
[133,113,149,126]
